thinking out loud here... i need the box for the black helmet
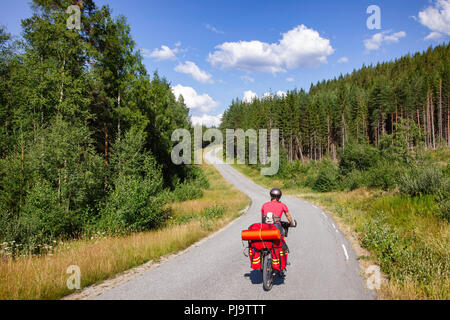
[270,188,282,200]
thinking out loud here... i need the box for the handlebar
[280,220,297,238]
[281,220,297,229]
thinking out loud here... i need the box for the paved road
[93,148,376,300]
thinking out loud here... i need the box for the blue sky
[1,0,450,126]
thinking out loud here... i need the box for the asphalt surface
[93,148,376,300]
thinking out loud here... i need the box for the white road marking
[331,223,339,233]
[342,244,349,261]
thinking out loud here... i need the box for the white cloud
[338,57,349,63]
[262,92,273,99]
[142,45,178,61]
[205,24,224,34]
[364,31,406,51]
[191,114,223,128]
[276,91,286,98]
[241,75,255,83]
[245,91,286,101]
[175,61,213,83]
[208,24,334,73]
[418,0,450,39]
[172,85,219,113]
[243,90,258,103]
[286,77,295,82]
[425,31,444,40]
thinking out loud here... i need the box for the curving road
[93,148,376,300]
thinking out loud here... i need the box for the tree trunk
[117,91,121,142]
[431,94,436,149]
[104,122,109,166]
[341,113,346,149]
[327,115,330,155]
[296,136,304,163]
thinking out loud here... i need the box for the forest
[221,44,450,221]
[221,44,450,162]
[0,0,205,253]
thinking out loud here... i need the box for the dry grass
[0,161,250,300]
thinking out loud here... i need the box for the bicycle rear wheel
[262,253,274,291]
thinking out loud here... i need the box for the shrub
[437,198,450,222]
[98,174,168,233]
[436,179,450,222]
[366,160,401,190]
[172,181,204,202]
[312,161,341,192]
[339,142,379,174]
[359,215,448,284]
[341,169,367,191]
[397,166,444,196]
[97,128,168,233]
[184,165,210,190]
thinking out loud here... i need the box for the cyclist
[261,188,294,237]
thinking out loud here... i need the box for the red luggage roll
[241,229,281,241]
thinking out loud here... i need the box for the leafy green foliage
[0,1,204,252]
[398,165,444,197]
[339,141,379,174]
[359,214,448,285]
[312,161,341,192]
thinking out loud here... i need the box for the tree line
[0,0,200,252]
[220,43,450,162]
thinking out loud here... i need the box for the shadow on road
[244,270,286,287]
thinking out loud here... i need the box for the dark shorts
[274,223,285,237]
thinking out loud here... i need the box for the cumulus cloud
[175,61,213,83]
[191,114,223,128]
[243,90,258,103]
[261,92,273,100]
[364,31,406,51]
[142,45,178,61]
[172,85,219,113]
[244,90,286,101]
[338,57,349,63]
[286,77,295,82]
[276,91,286,98]
[418,0,450,39]
[208,25,334,73]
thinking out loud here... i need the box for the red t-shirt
[261,201,289,220]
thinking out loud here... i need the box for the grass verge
[0,161,250,300]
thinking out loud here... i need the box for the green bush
[436,180,450,222]
[397,165,444,196]
[437,198,450,222]
[312,161,341,192]
[172,181,204,202]
[97,128,168,233]
[359,215,448,284]
[341,169,367,191]
[366,161,401,190]
[339,142,379,174]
